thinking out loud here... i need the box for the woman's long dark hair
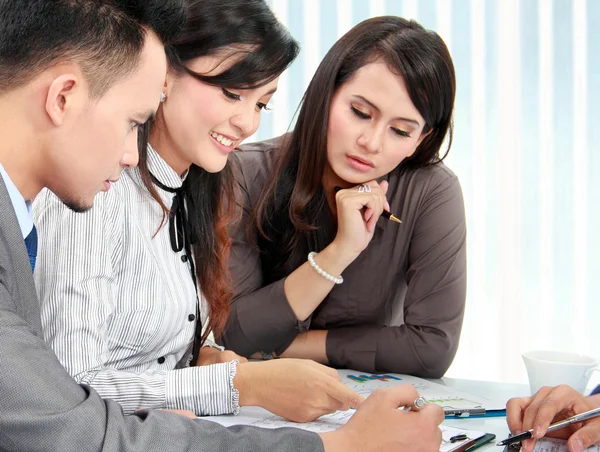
[253,16,456,280]
[137,0,299,342]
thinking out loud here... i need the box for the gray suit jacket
[0,176,324,452]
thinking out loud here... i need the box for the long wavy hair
[253,16,456,280]
[137,0,299,342]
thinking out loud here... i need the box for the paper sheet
[204,409,484,452]
[440,425,486,452]
[339,369,505,413]
[203,368,500,451]
[506,438,600,452]
[531,438,600,452]
[223,409,354,434]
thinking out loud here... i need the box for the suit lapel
[0,176,43,336]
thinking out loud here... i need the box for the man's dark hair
[0,0,186,97]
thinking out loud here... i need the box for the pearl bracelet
[307,252,344,284]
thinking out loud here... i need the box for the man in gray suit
[0,1,444,451]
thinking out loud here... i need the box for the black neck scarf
[150,173,203,365]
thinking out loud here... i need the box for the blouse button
[157,356,166,364]
[188,314,196,322]
[181,255,188,263]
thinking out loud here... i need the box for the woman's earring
[160,92,167,103]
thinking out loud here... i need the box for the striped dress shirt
[32,146,239,416]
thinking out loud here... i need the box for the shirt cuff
[230,359,240,415]
[165,361,236,416]
[204,338,225,352]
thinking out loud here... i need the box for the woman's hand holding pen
[506,385,600,452]
[333,180,390,261]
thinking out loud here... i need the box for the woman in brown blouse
[222,16,467,378]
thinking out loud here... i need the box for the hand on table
[320,385,444,452]
[234,358,363,423]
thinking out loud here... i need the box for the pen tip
[496,442,504,446]
[390,215,402,224]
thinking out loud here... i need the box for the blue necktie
[24,225,37,272]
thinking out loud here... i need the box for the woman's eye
[351,105,371,120]
[391,127,411,138]
[256,102,272,112]
[222,88,241,101]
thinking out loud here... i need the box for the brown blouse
[222,137,467,378]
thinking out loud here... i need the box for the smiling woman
[149,46,282,175]
[223,16,466,378]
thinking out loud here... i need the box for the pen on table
[496,406,600,447]
[333,186,402,224]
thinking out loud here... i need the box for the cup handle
[584,366,600,379]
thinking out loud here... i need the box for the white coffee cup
[522,350,600,395]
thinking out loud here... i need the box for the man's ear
[45,74,80,127]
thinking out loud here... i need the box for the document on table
[528,438,600,452]
[204,407,485,452]
[338,369,506,414]
[203,367,502,448]
[505,438,600,451]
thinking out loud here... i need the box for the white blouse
[33,146,239,416]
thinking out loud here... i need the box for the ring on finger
[358,184,371,193]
